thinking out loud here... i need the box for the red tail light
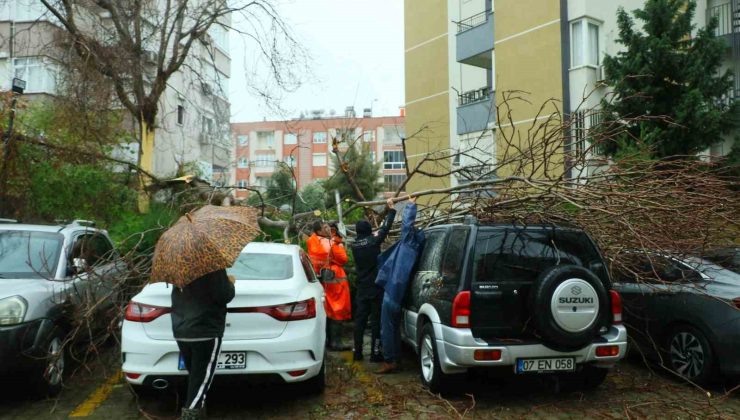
[125,302,171,323]
[230,298,316,321]
[609,290,622,325]
[451,291,471,328]
[595,345,620,357]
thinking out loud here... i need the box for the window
[300,252,318,282]
[572,110,586,158]
[615,255,702,284]
[417,231,447,272]
[201,115,214,134]
[363,130,375,142]
[383,150,406,170]
[209,23,230,52]
[336,127,355,141]
[255,176,269,187]
[0,230,63,278]
[256,131,275,148]
[441,228,469,284]
[90,233,115,265]
[473,229,608,284]
[312,153,327,166]
[369,151,376,162]
[383,126,405,145]
[14,0,47,21]
[177,105,185,125]
[237,179,247,189]
[228,253,294,280]
[254,153,275,168]
[284,155,296,167]
[237,135,248,146]
[571,19,600,67]
[384,174,406,192]
[238,157,248,168]
[284,133,297,144]
[14,57,57,94]
[313,132,327,144]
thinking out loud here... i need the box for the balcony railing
[708,2,735,36]
[458,87,490,106]
[456,10,489,33]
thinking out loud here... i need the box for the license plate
[178,351,247,370]
[515,357,575,374]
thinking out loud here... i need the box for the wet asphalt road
[1,338,739,419]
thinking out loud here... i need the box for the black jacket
[350,209,396,298]
[171,269,235,340]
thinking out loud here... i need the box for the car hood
[0,278,58,299]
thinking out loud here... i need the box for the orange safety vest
[307,233,351,321]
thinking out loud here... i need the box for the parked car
[0,219,126,396]
[612,252,740,385]
[121,242,326,394]
[400,220,626,393]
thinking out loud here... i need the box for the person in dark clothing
[171,269,235,420]
[349,198,396,362]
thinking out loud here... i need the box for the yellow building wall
[404,0,451,198]
[494,0,565,179]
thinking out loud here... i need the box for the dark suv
[401,220,627,393]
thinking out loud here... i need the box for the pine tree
[601,0,738,158]
[323,143,383,204]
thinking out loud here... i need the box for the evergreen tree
[323,144,383,204]
[601,0,738,158]
[264,164,297,208]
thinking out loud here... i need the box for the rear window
[703,250,740,275]
[473,228,608,283]
[228,253,293,280]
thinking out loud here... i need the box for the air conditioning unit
[201,81,213,96]
[199,132,213,145]
[597,65,608,83]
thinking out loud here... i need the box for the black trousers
[353,291,382,354]
[177,338,222,409]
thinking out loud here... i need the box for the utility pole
[0,77,26,217]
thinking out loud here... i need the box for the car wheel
[298,360,326,395]
[418,323,460,394]
[557,365,609,393]
[36,334,65,397]
[667,325,715,385]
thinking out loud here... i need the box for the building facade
[405,0,736,189]
[0,1,232,182]
[231,110,406,200]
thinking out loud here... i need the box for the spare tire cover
[529,264,609,351]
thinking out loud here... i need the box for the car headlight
[0,296,28,326]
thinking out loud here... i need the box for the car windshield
[0,230,63,279]
[228,252,293,280]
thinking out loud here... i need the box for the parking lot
[1,341,738,420]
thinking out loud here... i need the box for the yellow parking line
[338,351,384,404]
[68,370,123,418]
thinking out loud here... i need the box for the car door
[86,232,125,316]
[433,227,470,326]
[64,232,96,308]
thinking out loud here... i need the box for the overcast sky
[228,0,405,123]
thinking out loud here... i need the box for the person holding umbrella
[151,205,261,420]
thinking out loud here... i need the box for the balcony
[707,1,739,46]
[456,10,494,69]
[457,87,495,135]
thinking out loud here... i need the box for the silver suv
[0,220,127,395]
[401,221,627,393]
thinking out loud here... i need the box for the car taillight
[451,291,471,328]
[230,298,316,321]
[124,302,171,323]
[609,290,622,325]
[595,345,620,357]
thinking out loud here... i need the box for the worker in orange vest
[307,221,351,350]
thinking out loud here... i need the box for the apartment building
[405,0,736,190]
[0,1,232,183]
[231,109,406,200]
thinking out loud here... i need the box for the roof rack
[71,219,96,227]
[0,218,18,223]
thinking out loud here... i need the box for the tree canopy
[323,143,383,204]
[601,0,739,158]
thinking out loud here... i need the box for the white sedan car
[121,242,326,394]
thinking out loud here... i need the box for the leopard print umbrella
[150,205,262,287]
